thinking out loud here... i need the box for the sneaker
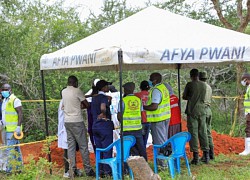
[74,169,83,177]
[86,169,95,177]
[63,172,70,178]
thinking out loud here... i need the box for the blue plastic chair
[153,131,191,179]
[95,135,136,180]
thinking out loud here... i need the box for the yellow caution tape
[22,99,60,103]
[20,96,244,103]
[0,136,57,149]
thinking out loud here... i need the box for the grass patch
[1,154,250,179]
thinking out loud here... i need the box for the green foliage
[0,0,249,141]
[6,139,61,180]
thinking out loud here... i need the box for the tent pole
[177,64,182,131]
[41,70,52,174]
[118,49,124,180]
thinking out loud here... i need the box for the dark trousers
[123,130,147,161]
[87,105,96,152]
[142,123,151,148]
[93,128,113,175]
[64,149,69,173]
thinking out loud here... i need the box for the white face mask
[241,79,247,86]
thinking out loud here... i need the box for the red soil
[20,120,245,169]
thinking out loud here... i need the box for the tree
[0,0,90,139]
[208,0,250,123]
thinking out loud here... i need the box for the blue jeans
[6,132,23,172]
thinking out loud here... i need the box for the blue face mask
[148,80,153,87]
[1,91,10,98]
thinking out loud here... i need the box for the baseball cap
[199,71,207,79]
[96,80,112,91]
[122,82,135,91]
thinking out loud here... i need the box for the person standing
[85,78,100,153]
[57,89,82,178]
[164,83,181,138]
[0,92,7,171]
[62,76,95,177]
[183,69,209,165]
[106,85,121,147]
[169,93,182,137]
[91,80,114,177]
[199,71,214,160]
[143,73,171,166]
[239,73,250,155]
[134,80,151,148]
[117,82,147,161]
[1,84,23,173]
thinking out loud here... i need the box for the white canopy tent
[40,6,250,175]
[40,6,250,71]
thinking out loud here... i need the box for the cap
[199,71,207,79]
[108,85,118,92]
[96,80,112,91]
[1,84,11,90]
[93,79,100,86]
[122,82,135,91]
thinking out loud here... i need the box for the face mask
[148,80,153,87]
[1,91,10,98]
[241,79,247,86]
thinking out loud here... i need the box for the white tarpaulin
[40,6,250,71]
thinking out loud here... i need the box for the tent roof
[40,6,250,71]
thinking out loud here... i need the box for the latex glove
[15,126,21,135]
[0,121,4,131]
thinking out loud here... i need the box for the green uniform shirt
[183,80,206,116]
[204,82,212,106]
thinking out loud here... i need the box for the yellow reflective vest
[123,95,142,131]
[5,94,21,132]
[244,87,250,114]
[146,83,171,122]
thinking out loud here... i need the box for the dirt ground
[20,120,245,169]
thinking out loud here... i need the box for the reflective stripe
[5,94,21,132]
[170,103,178,108]
[147,111,171,118]
[146,83,171,122]
[158,103,170,108]
[5,122,18,125]
[123,95,142,131]
[123,116,141,120]
[5,112,17,115]
[124,125,142,129]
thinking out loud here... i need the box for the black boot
[200,151,210,164]
[190,152,199,165]
[209,146,214,160]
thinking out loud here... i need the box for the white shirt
[57,100,68,149]
[2,94,22,125]
[85,88,93,102]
